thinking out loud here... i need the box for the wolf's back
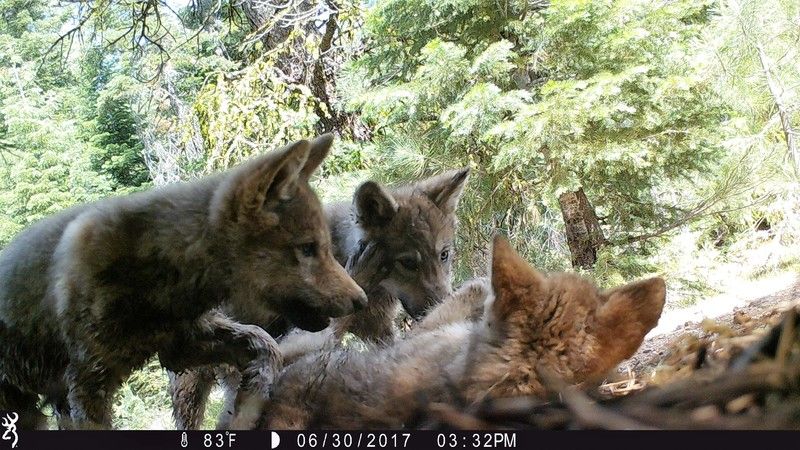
[0,175,221,328]
[0,204,89,326]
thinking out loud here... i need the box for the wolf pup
[263,236,666,429]
[325,167,471,342]
[0,135,367,430]
[170,168,471,429]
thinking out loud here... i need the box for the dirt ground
[625,273,800,374]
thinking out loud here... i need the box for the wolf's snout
[325,259,368,316]
[327,288,366,317]
[409,291,447,319]
[352,291,368,312]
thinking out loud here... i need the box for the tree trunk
[558,188,606,269]
[237,0,363,138]
[309,10,344,135]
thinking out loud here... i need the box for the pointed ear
[416,167,470,215]
[215,139,311,224]
[354,180,398,229]
[490,235,545,320]
[301,133,334,180]
[256,139,311,204]
[596,277,666,360]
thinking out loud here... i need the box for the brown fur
[0,135,366,429]
[326,168,471,341]
[276,168,471,357]
[262,236,665,429]
[170,168,470,429]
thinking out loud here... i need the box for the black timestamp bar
[292,432,412,448]
[276,430,798,450]
[8,429,799,450]
[277,431,516,450]
[436,432,517,448]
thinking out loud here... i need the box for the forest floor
[625,269,800,375]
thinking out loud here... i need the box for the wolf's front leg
[213,365,243,430]
[159,311,283,430]
[63,360,118,429]
[168,367,216,430]
[0,382,48,430]
[60,315,126,429]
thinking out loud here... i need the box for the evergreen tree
[342,0,731,276]
[0,0,113,246]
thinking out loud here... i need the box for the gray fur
[262,237,666,429]
[0,136,366,429]
[170,167,471,429]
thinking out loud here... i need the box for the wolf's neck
[449,324,513,402]
[129,185,230,310]
[147,197,218,266]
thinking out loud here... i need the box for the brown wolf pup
[0,135,367,430]
[170,168,471,429]
[263,235,666,429]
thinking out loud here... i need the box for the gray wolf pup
[171,168,470,429]
[262,235,666,429]
[0,135,366,429]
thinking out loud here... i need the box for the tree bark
[238,0,294,50]
[309,9,344,134]
[558,188,606,269]
[237,0,363,137]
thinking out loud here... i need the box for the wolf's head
[463,236,665,399]
[353,168,470,318]
[209,135,367,332]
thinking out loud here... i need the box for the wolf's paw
[412,278,492,333]
[454,277,490,320]
[455,277,490,300]
[224,393,268,430]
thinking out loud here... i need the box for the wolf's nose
[352,292,368,312]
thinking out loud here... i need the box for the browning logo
[1,412,17,449]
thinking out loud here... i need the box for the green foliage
[112,359,173,430]
[592,244,657,290]
[359,0,530,78]
[709,0,799,139]
[87,75,151,191]
[0,0,114,246]
[3,0,800,429]
[194,56,320,172]
[342,0,730,278]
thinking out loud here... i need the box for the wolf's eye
[397,256,418,271]
[298,242,318,257]
[440,249,450,262]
